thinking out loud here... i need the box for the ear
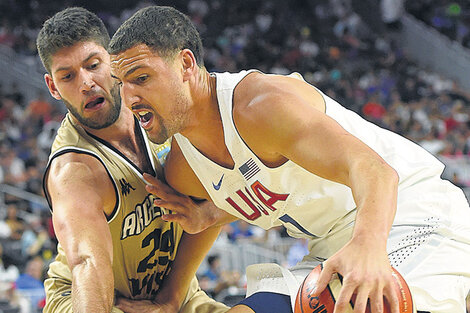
[180,49,197,82]
[44,73,62,100]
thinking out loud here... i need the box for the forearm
[155,227,222,307]
[350,156,399,244]
[71,257,115,313]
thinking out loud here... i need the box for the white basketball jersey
[174,70,446,259]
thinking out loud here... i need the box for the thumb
[311,262,333,297]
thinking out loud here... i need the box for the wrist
[153,287,185,309]
[351,231,388,248]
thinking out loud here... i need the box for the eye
[136,75,148,83]
[88,62,99,70]
[61,73,72,81]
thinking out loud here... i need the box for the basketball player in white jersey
[109,6,470,313]
[37,7,229,313]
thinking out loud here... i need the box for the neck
[180,68,219,141]
[179,69,233,167]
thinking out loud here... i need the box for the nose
[120,82,140,108]
[79,69,95,93]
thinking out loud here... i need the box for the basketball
[294,264,415,313]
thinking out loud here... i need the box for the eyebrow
[54,52,100,74]
[124,65,145,78]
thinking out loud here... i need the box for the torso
[44,114,178,299]
[173,70,446,259]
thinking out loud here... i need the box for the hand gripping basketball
[294,264,415,313]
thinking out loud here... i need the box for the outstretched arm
[234,73,399,313]
[46,153,117,313]
[116,227,223,313]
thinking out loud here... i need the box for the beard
[147,111,170,144]
[146,90,188,144]
[64,84,121,129]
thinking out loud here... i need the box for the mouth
[85,96,105,110]
[135,110,154,129]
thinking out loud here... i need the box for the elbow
[383,162,399,186]
[68,252,111,274]
[68,254,93,273]
[354,156,399,187]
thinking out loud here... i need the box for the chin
[147,132,167,145]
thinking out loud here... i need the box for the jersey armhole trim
[42,147,120,222]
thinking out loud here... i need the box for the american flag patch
[238,158,260,180]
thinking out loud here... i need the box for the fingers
[154,198,191,216]
[162,213,201,234]
[143,173,180,196]
[383,281,399,313]
[336,277,396,313]
[161,213,185,223]
[115,298,134,313]
[143,172,163,187]
[369,287,385,313]
[333,278,356,313]
[312,261,335,296]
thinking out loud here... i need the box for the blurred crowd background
[0,0,469,312]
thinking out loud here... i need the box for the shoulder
[233,71,326,113]
[46,151,117,216]
[48,151,108,181]
[46,151,114,199]
[231,72,326,158]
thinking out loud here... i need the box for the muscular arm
[235,73,398,243]
[46,153,116,313]
[234,73,399,312]
[116,227,224,313]
[154,227,222,309]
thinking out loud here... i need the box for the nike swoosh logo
[212,174,224,190]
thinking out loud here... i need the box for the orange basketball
[294,264,415,313]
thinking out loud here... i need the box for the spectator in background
[200,255,240,300]
[5,82,25,108]
[37,120,60,154]
[0,242,19,283]
[21,218,51,260]
[15,256,46,312]
[25,90,52,128]
[1,150,25,187]
[203,255,222,283]
[0,242,21,313]
[287,238,309,268]
[5,203,24,241]
[0,98,23,142]
[229,221,255,242]
[362,92,386,123]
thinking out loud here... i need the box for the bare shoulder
[46,152,116,215]
[233,71,325,114]
[164,139,211,200]
[232,72,326,163]
[48,152,109,184]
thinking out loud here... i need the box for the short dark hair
[36,7,110,73]
[109,6,204,66]
[207,255,219,267]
